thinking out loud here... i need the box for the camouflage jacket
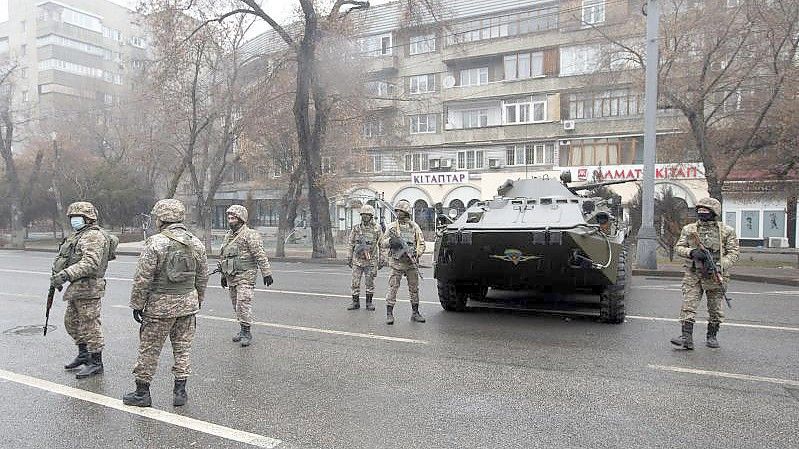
[348,221,382,267]
[129,224,208,318]
[220,224,271,286]
[675,220,740,275]
[53,226,110,301]
[380,219,425,270]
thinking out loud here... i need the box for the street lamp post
[50,132,66,237]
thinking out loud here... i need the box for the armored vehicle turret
[433,173,633,323]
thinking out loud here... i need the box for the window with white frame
[36,34,106,57]
[560,45,601,76]
[502,96,546,124]
[409,114,438,134]
[505,143,555,166]
[409,34,435,55]
[457,150,484,170]
[61,7,102,33]
[446,6,559,45]
[129,36,147,49]
[567,89,644,119]
[22,90,30,102]
[461,109,489,128]
[38,59,103,78]
[363,119,385,137]
[321,156,336,174]
[504,52,544,80]
[460,67,488,86]
[404,153,429,172]
[370,154,383,173]
[409,74,435,94]
[726,0,740,7]
[358,33,392,57]
[582,0,605,25]
[366,80,393,97]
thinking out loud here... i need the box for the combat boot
[123,380,152,407]
[410,303,426,323]
[240,324,252,347]
[347,295,360,310]
[365,293,375,311]
[75,352,104,379]
[386,305,394,325]
[706,322,720,348]
[232,323,246,342]
[64,343,89,370]
[670,321,694,350]
[173,378,188,406]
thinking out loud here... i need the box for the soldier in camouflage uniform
[218,205,272,347]
[380,200,426,325]
[670,197,739,350]
[51,201,116,379]
[347,204,383,311]
[123,199,208,407]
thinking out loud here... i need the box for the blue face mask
[70,216,86,230]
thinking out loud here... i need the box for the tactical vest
[220,229,257,276]
[354,224,379,258]
[152,230,197,295]
[390,221,417,259]
[53,225,112,278]
[696,222,722,259]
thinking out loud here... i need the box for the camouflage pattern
[64,298,103,353]
[696,197,722,216]
[394,200,412,215]
[151,199,186,223]
[220,224,271,287]
[381,217,425,306]
[674,218,740,325]
[66,201,98,220]
[55,227,111,301]
[226,204,249,223]
[133,315,196,383]
[129,223,208,318]
[351,265,376,296]
[229,283,255,325]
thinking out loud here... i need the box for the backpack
[161,231,197,283]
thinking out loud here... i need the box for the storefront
[722,174,798,248]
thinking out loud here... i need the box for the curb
[632,269,799,287]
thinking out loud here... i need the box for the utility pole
[636,0,660,269]
[50,132,66,237]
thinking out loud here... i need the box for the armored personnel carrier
[433,173,632,323]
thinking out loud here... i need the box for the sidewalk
[632,263,799,287]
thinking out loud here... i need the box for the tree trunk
[688,114,724,203]
[275,165,305,258]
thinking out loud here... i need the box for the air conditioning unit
[488,158,502,169]
[768,237,789,248]
[563,120,575,131]
[440,158,453,169]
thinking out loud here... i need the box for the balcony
[358,55,398,74]
[443,122,564,145]
[442,31,563,63]
[36,20,105,47]
[366,97,398,110]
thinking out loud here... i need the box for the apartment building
[0,0,148,139]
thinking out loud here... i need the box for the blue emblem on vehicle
[489,249,541,266]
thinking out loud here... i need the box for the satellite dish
[443,75,456,89]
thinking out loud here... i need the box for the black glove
[389,236,403,250]
[221,277,228,288]
[133,309,143,324]
[50,271,70,289]
[264,275,273,287]
[690,249,707,262]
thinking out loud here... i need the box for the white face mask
[70,216,86,231]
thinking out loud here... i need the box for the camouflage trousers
[64,298,104,353]
[133,314,196,383]
[679,272,727,325]
[385,267,420,307]
[229,283,255,325]
[351,264,377,296]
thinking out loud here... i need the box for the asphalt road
[0,251,797,449]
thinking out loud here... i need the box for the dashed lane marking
[0,369,282,448]
[109,305,428,345]
[648,364,799,387]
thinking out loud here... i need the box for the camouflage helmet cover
[696,197,721,217]
[151,199,186,223]
[66,201,97,221]
[394,200,412,215]
[226,205,249,223]
[360,204,375,216]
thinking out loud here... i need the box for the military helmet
[151,198,185,223]
[394,200,412,215]
[696,197,721,217]
[67,201,97,221]
[360,204,375,216]
[226,205,249,223]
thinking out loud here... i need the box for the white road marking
[0,368,282,448]
[648,365,799,387]
[626,315,799,332]
[109,306,428,345]
[0,292,39,299]
[634,285,799,296]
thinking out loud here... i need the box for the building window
[358,33,392,57]
[409,74,435,94]
[567,141,621,165]
[20,68,28,78]
[568,89,644,119]
[457,150,484,170]
[459,67,488,86]
[363,119,385,137]
[409,114,438,134]
[506,143,555,166]
[22,90,30,102]
[446,6,559,45]
[20,44,27,57]
[61,7,103,33]
[502,96,546,124]
[114,73,123,85]
[131,60,144,70]
[461,109,489,128]
[560,45,601,76]
[504,52,544,80]
[38,59,104,78]
[103,93,114,105]
[370,154,383,173]
[37,34,107,57]
[404,153,430,172]
[366,80,393,97]
[130,36,147,49]
[582,0,606,25]
[322,156,336,174]
[409,34,435,55]
[726,0,740,7]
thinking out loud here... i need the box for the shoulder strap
[161,229,189,247]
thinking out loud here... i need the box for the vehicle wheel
[599,245,628,324]
[438,280,468,312]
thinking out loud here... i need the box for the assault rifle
[44,284,60,336]
[208,265,222,276]
[690,232,732,308]
[388,227,424,279]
